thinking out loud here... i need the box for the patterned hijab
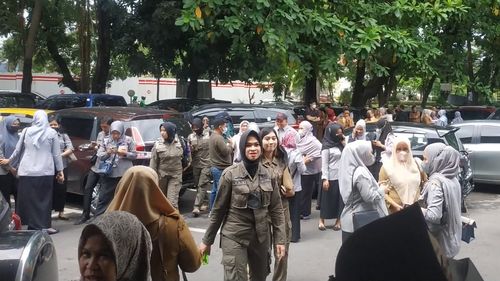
[107,166,178,226]
[79,211,152,281]
[27,110,50,148]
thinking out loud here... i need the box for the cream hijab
[107,166,178,226]
[383,137,421,205]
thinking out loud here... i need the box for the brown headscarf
[107,166,178,225]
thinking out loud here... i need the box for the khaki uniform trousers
[159,174,182,209]
[221,235,271,281]
[193,167,211,208]
[273,198,291,281]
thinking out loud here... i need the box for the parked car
[0,196,59,281]
[186,103,299,132]
[452,120,500,185]
[345,122,474,207]
[51,107,193,197]
[446,106,496,121]
[0,90,46,108]
[148,98,231,112]
[36,93,127,110]
[0,108,53,129]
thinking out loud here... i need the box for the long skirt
[320,180,344,220]
[0,173,17,208]
[52,167,68,212]
[17,176,53,230]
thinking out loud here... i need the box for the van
[37,94,127,110]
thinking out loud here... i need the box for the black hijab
[322,123,344,151]
[376,118,392,145]
[239,130,262,178]
[191,118,203,135]
[160,122,176,143]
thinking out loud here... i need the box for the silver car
[453,120,500,185]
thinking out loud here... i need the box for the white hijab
[339,140,375,202]
[27,110,50,148]
[383,137,421,205]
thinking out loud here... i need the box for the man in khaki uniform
[150,122,188,209]
[199,130,286,281]
[189,118,212,216]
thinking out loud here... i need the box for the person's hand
[303,155,311,164]
[227,138,233,145]
[9,167,17,177]
[56,171,64,184]
[106,147,114,155]
[117,147,128,157]
[322,180,329,191]
[199,242,211,256]
[372,140,384,149]
[0,158,10,165]
[276,244,286,260]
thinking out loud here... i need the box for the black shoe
[74,216,90,225]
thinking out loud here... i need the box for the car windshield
[0,95,35,108]
[127,117,191,142]
[59,117,95,140]
[490,110,500,120]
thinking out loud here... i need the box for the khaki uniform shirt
[188,131,210,169]
[202,163,286,246]
[150,138,183,178]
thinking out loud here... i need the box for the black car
[446,106,496,121]
[0,90,46,108]
[186,103,299,132]
[148,98,231,112]
[36,93,127,110]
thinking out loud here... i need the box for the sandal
[318,224,326,231]
[332,225,341,231]
[58,214,69,220]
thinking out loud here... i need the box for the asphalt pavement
[51,185,500,281]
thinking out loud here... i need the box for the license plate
[136,151,151,159]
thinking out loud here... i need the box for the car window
[490,110,500,120]
[59,117,94,140]
[93,96,127,107]
[127,118,192,142]
[227,110,255,125]
[461,111,491,120]
[0,95,35,108]
[444,132,463,151]
[479,125,500,143]
[393,132,428,151]
[455,125,474,144]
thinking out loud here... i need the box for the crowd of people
[0,104,465,280]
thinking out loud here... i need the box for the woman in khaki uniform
[260,128,294,281]
[199,130,286,281]
[107,166,201,281]
[379,137,425,214]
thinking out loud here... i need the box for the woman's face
[240,123,249,133]
[396,142,410,162]
[343,111,350,118]
[202,118,209,127]
[49,120,59,129]
[354,125,364,136]
[262,132,278,153]
[245,136,261,161]
[366,110,373,118]
[79,234,117,281]
[160,126,168,140]
[100,123,110,134]
[111,131,121,141]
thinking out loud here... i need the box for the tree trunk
[380,69,397,107]
[46,36,80,92]
[92,0,112,94]
[304,68,318,104]
[466,37,477,105]
[420,75,437,108]
[187,75,199,100]
[21,0,43,93]
[156,77,160,101]
[351,60,366,107]
[362,76,386,107]
[78,0,91,93]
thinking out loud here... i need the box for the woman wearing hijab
[338,141,389,243]
[420,143,462,258]
[79,211,152,281]
[260,127,294,281]
[107,166,201,281]
[0,110,63,233]
[281,130,307,243]
[150,122,184,209]
[379,137,425,214]
[436,109,448,127]
[0,116,20,207]
[347,119,367,143]
[199,130,286,281]
[48,116,74,220]
[319,124,345,231]
[451,111,464,124]
[232,120,250,163]
[297,121,322,220]
[95,121,136,216]
[188,118,211,217]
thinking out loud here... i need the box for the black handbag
[96,154,116,176]
[353,210,381,231]
[90,153,98,165]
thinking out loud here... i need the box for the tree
[22,0,43,93]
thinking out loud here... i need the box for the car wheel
[90,183,100,215]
